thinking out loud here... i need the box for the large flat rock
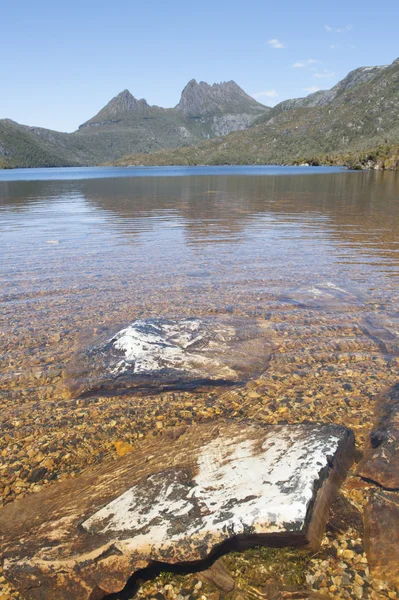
[364,490,399,587]
[0,421,355,600]
[65,317,273,397]
[358,383,399,489]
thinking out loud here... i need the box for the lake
[1,165,399,505]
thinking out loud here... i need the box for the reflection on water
[0,167,399,501]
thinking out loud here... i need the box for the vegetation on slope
[1,58,398,170]
[113,58,399,170]
[0,83,269,169]
[294,144,399,170]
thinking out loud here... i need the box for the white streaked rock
[83,427,342,542]
[0,422,355,600]
[65,317,273,397]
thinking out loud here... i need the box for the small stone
[199,559,234,593]
[27,467,47,483]
[354,574,364,586]
[353,585,363,598]
[343,549,355,560]
[114,441,134,457]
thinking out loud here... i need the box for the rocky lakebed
[1,313,399,600]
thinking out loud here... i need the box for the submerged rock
[281,282,365,310]
[358,383,399,489]
[360,314,399,357]
[364,490,399,587]
[65,317,273,397]
[0,421,355,600]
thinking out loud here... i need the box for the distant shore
[1,143,398,171]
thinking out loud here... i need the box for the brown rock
[27,467,47,483]
[327,492,364,536]
[358,383,399,489]
[0,421,354,600]
[199,558,235,592]
[364,490,399,588]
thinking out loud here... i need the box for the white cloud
[314,70,335,79]
[252,89,279,99]
[292,58,320,68]
[325,24,353,33]
[336,24,353,32]
[268,38,285,49]
[303,86,321,94]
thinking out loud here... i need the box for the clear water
[1,166,399,473]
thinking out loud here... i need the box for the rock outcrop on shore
[358,383,399,489]
[364,490,399,588]
[0,421,354,600]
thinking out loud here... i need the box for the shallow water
[1,166,399,501]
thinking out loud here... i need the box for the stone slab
[281,282,364,310]
[364,490,399,588]
[0,421,355,600]
[358,383,399,489]
[64,317,273,397]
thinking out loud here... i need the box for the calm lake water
[1,166,399,488]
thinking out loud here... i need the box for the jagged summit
[1,57,398,168]
[79,89,152,129]
[176,79,267,117]
[107,89,149,113]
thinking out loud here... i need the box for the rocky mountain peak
[78,89,150,129]
[176,79,267,117]
[102,89,149,116]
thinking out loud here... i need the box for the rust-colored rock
[364,490,399,587]
[0,421,354,600]
[358,383,399,489]
[114,440,134,457]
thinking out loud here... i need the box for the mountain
[273,64,388,113]
[0,81,269,168]
[113,57,399,168]
[2,58,399,170]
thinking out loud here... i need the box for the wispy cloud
[336,24,353,32]
[314,70,335,79]
[292,58,319,68]
[303,86,321,94]
[252,89,279,99]
[325,24,353,33]
[268,38,285,49]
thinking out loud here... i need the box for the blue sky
[1,0,398,132]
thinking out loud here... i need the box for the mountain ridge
[1,58,398,169]
[0,78,270,168]
[110,57,399,170]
